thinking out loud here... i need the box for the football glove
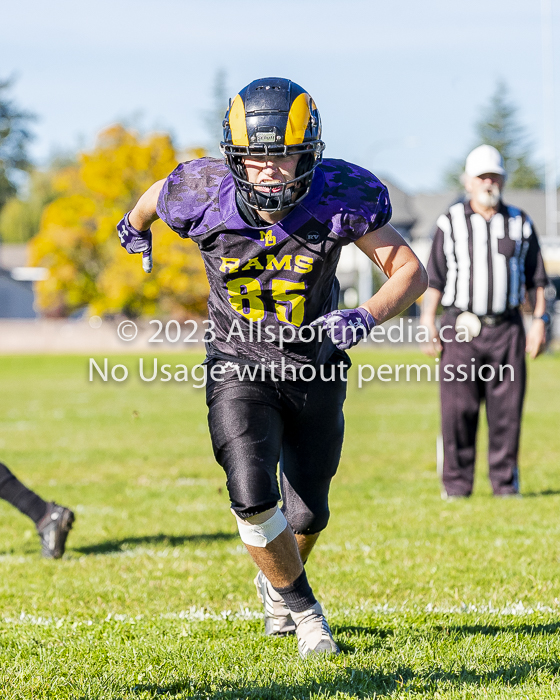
[117,212,153,273]
[311,307,376,350]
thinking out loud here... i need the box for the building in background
[0,244,47,318]
[338,183,560,317]
[1,188,559,319]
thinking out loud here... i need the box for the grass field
[1,349,560,699]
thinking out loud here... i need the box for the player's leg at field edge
[0,462,48,524]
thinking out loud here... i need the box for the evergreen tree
[445,81,542,189]
[0,77,35,211]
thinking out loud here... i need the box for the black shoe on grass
[36,502,75,559]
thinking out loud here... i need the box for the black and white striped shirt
[427,200,547,315]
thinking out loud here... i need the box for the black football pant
[206,361,347,534]
[0,462,48,523]
[440,312,526,497]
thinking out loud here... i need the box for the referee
[420,145,549,498]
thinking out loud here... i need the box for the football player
[117,77,427,657]
[0,461,74,558]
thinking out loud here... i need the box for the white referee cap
[465,145,506,178]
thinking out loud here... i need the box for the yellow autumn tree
[29,125,209,318]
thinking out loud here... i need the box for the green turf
[1,350,560,698]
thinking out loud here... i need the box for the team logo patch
[260,230,276,246]
[306,231,320,243]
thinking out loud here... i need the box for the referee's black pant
[440,311,526,497]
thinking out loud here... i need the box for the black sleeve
[426,226,448,292]
[524,223,548,290]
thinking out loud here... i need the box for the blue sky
[1,0,558,192]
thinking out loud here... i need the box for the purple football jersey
[156,157,391,367]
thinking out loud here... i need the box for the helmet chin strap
[250,186,294,212]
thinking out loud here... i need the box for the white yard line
[2,601,560,628]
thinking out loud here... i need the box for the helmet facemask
[224,144,324,213]
[220,78,325,213]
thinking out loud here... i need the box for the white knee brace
[234,507,288,548]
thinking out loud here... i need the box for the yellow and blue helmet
[220,77,325,212]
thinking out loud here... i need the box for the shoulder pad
[313,159,392,240]
[157,157,229,237]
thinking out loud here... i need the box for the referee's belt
[449,307,518,327]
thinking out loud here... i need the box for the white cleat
[292,602,340,658]
[254,570,296,636]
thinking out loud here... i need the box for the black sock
[0,463,48,525]
[272,569,317,613]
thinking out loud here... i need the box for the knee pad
[287,507,330,536]
[234,506,287,548]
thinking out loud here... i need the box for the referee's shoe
[36,502,75,559]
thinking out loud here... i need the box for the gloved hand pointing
[117,212,153,273]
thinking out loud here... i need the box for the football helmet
[220,77,325,213]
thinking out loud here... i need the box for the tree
[0,77,35,212]
[29,125,209,318]
[445,82,542,189]
[0,167,60,242]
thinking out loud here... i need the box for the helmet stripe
[229,94,249,146]
[285,93,311,145]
